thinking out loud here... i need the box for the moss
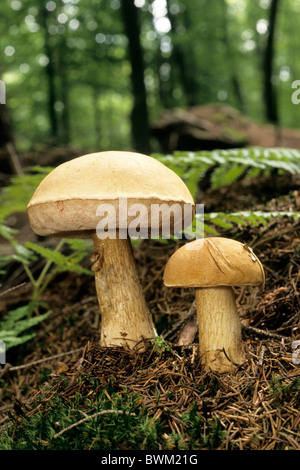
[269,374,300,407]
[0,388,167,450]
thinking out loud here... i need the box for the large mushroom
[27,150,195,349]
[163,237,265,372]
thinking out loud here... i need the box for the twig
[257,345,267,365]
[274,313,299,332]
[0,282,28,298]
[53,410,136,438]
[2,347,84,375]
[241,321,290,340]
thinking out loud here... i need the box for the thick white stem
[196,286,245,372]
[92,233,157,349]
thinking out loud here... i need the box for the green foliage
[1,237,92,314]
[0,305,51,350]
[155,147,300,198]
[153,336,171,353]
[0,166,53,224]
[0,166,93,350]
[0,377,229,450]
[269,374,300,406]
[25,239,93,277]
[0,387,167,450]
[181,404,227,449]
[204,210,299,236]
[184,209,299,239]
[1,0,300,150]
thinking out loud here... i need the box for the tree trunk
[166,0,199,107]
[221,0,245,113]
[0,66,23,175]
[0,103,12,149]
[120,0,151,154]
[58,38,70,145]
[93,87,102,148]
[38,4,59,140]
[264,0,280,124]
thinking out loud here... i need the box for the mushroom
[27,150,195,349]
[163,237,265,372]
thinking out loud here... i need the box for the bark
[92,233,157,349]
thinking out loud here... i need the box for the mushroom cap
[27,151,195,237]
[163,237,265,288]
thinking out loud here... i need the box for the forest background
[1,0,300,157]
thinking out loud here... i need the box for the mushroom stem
[195,286,246,372]
[92,232,157,349]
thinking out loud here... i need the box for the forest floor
[0,149,299,450]
[152,103,300,153]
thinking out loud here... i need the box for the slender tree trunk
[58,38,70,145]
[120,0,151,154]
[38,4,58,140]
[221,0,245,112]
[264,0,280,124]
[0,66,23,175]
[166,0,199,106]
[93,87,101,148]
[0,103,12,149]
[0,104,22,175]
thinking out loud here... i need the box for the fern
[0,165,53,224]
[25,240,92,276]
[186,210,300,238]
[0,305,51,350]
[154,147,300,197]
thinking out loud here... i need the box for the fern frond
[182,210,299,239]
[154,147,300,195]
[0,305,51,350]
[203,210,299,236]
[0,166,53,224]
[25,240,93,275]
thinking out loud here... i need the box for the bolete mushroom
[163,237,265,372]
[27,150,195,349]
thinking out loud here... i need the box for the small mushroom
[27,150,195,349]
[163,237,265,372]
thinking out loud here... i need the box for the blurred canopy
[0,0,300,156]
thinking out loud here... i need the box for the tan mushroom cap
[163,237,265,288]
[27,151,195,237]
